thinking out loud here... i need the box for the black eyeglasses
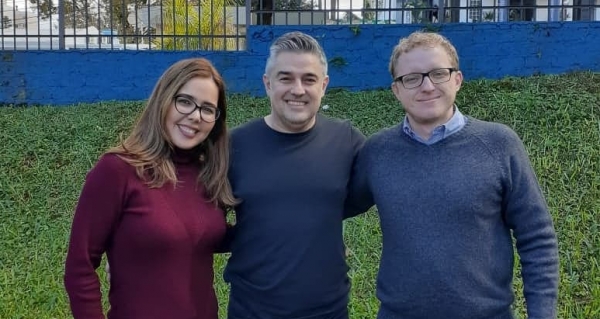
[173,94,220,123]
[394,68,458,89]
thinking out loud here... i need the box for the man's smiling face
[263,51,329,133]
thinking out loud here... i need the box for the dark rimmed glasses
[394,68,458,89]
[173,94,220,123]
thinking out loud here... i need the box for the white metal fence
[1,0,599,50]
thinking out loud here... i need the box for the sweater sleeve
[343,127,374,219]
[501,131,559,319]
[64,154,129,319]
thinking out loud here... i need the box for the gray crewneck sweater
[351,117,558,319]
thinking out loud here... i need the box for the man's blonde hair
[389,31,459,78]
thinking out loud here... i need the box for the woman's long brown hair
[108,58,237,208]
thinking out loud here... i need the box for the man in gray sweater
[350,31,559,319]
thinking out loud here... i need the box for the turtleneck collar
[171,146,202,165]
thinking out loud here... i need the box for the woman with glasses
[64,58,236,319]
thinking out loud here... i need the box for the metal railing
[1,0,599,50]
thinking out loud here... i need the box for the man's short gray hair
[265,31,328,76]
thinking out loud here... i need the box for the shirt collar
[402,105,465,140]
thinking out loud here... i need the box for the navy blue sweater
[225,114,366,319]
[352,118,559,319]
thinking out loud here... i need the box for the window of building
[468,0,483,21]
[573,0,593,20]
[445,0,462,22]
[509,0,535,21]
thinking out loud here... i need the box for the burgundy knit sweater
[64,152,225,319]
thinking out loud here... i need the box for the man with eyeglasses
[348,31,559,319]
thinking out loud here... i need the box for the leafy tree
[362,0,374,21]
[404,0,431,23]
[28,0,57,19]
[155,0,236,50]
[103,0,147,40]
[1,15,12,28]
[30,0,148,36]
[29,0,102,28]
[62,0,95,28]
[272,0,315,9]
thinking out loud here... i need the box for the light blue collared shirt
[402,106,468,145]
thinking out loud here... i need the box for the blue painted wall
[1,22,599,105]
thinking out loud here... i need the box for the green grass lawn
[1,72,599,319]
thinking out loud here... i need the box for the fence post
[549,0,561,21]
[438,0,445,23]
[245,0,251,48]
[58,0,65,49]
[498,0,508,21]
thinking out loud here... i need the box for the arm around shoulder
[344,134,375,219]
